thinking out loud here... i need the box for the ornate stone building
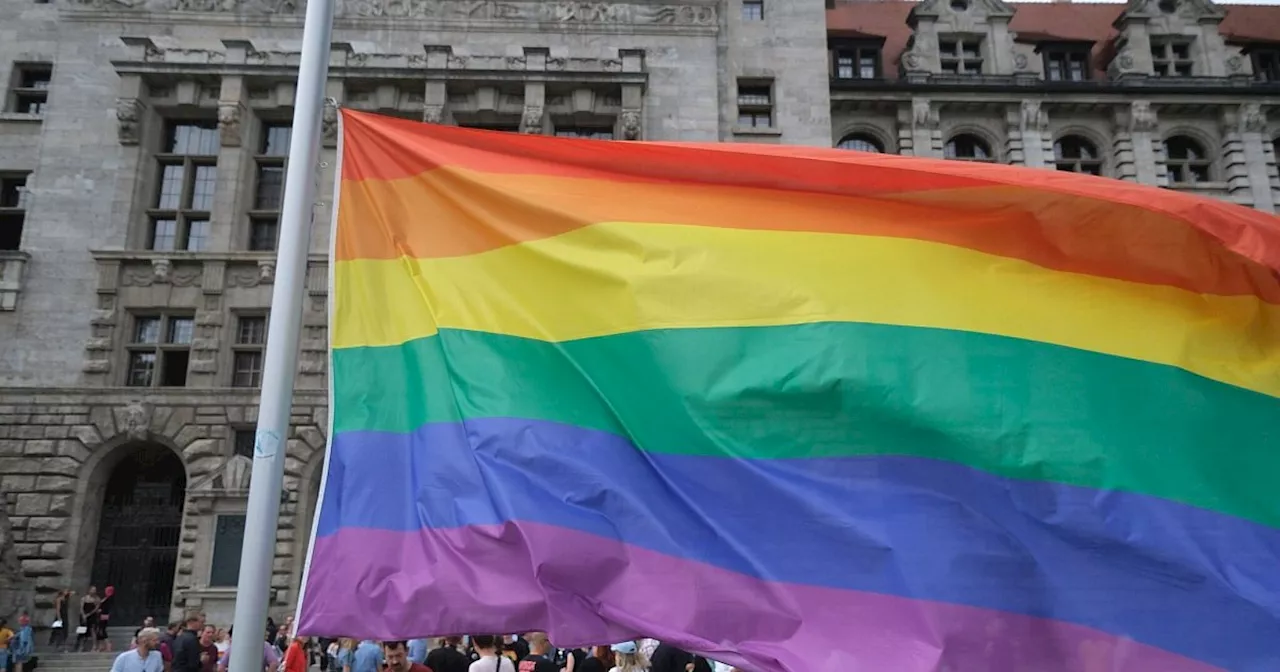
[0,0,1276,630]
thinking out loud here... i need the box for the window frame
[1249,48,1280,83]
[1150,37,1195,77]
[148,121,219,252]
[1053,135,1104,175]
[830,39,882,80]
[0,172,29,251]
[1163,135,1213,186]
[124,313,195,388]
[836,134,885,153]
[741,0,763,21]
[231,313,269,388]
[735,80,775,129]
[944,133,996,162]
[939,36,984,75]
[7,63,51,115]
[553,125,615,140]
[248,122,292,252]
[1039,43,1092,82]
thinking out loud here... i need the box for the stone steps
[27,652,118,671]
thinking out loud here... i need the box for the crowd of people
[107,614,748,672]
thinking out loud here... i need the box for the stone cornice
[0,387,329,400]
[61,0,719,36]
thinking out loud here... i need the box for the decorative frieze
[72,0,719,28]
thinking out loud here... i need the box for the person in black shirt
[576,646,612,672]
[517,633,559,672]
[649,642,713,672]
[426,637,470,672]
[170,613,206,672]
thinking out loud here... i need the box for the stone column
[1220,103,1275,213]
[214,75,249,252]
[1006,100,1052,168]
[521,82,546,135]
[897,98,940,158]
[1113,101,1162,186]
[619,49,646,140]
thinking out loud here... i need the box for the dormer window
[1251,48,1280,82]
[1151,38,1194,77]
[831,42,880,80]
[940,38,983,75]
[1042,45,1091,82]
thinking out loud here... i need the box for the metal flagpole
[227,0,335,667]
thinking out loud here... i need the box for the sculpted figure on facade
[912,98,939,129]
[1128,100,1158,133]
[422,104,445,124]
[1020,100,1048,131]
[620,110,642,140]
[520,105,544,134]
[322,98,339,146]
[218,102,244,147]
[1239,103,1267,134]
[116,98,144,145]
[122,401,152,441]
[223,454,253,490]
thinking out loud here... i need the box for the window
[126,314,193,387]
[836,134,884,153]
[742,0,763,20]
[233,429,256,459]
[459,122,521,132]
[736,82,773,129]
[6,64,51,114]
[232,314,267,388]
[1252,49,1280,83]
[1054,136,1103,175]
[208,514,246,587]
[832,45,880,80]
[150,122,218,252]
[939,38,983,75]
[554,126,614,140]
[249,123,290,251]
[1151,38,1194,77]
[1164,135,1211,185]
[0,173,29,251]
[1043,47,1090,82]
[944,134,994,162]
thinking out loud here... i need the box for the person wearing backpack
[467,636,514,672]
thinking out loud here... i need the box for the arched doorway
[89,443,186,625]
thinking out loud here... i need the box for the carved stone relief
[912,98,939,129]
[1020,100,1048,132]
[322,98,339,147]
[72,0,719,26]
[1238,103,1267,134]
[218,102,244,147]
[116,98,144,145]
[620,109,641,140]
[422,104,445,124]
[520,105,544,134]
[1128,101,1158,133]
[122,401,153,441]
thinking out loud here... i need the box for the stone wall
[0,389,327,626]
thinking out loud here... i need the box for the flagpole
[227,0,335,667]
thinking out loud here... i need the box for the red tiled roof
[827,1,1280,79]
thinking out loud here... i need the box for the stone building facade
[0,0,1277,630]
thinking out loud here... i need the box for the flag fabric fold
[298,109,1280,672]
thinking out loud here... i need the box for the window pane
[134,317,161,344]
[0,176,25,208]
[233,352,264,388]
[555,128,614,140]
[157,165,186,209]
[961,42,980,58]
[237,317,267,345]
[127,352,156,387]
[168,123,219,155]
[167,317,194,344]
[737,88,771,105]
[150,219,178,251]
[859,56,876,79]
[836,55,854,79]
[233,431,255,459]
[255,165,285,210]
[16,96,45,115]
[186,219,209,252]
[262,124,292,156]
[19,68,51,89]
[209,515,247,587]
[190,165,217,211]
[250,217,279,251]
[837,135,883,152]
[160,350,189,387]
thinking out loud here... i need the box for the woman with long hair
[578,646,614,672]
[607,642,648,672]
[49,589,70,650]
[77,586,99,652]
[95,585,114,652]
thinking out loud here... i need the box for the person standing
[577,646,613,672]
[78,586,100,652]
[0,618,13,672]
[605,642,647,672]
[648,644,711,672]
[170,614,205,672]
[283,636,309,672]
[383,641,432,672]
[111,628,164,672]
[96,586,116,652]
[426,637,469,672]
[517,633,560,672]
[49,589,70,651]
[467,636,515,672]
[351,639,383,672]
[407,639,429,666]
[198,626,219,672]
[11,614,34,672]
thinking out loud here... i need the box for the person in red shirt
[198,626,219,672]
[384,640,433,672]
[283,636,309,672]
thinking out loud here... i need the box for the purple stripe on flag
[298,522,1217,672]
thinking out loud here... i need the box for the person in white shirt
[467,635,515,672]
[111,628,164,672]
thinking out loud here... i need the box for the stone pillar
[521,82,546,135]
[619,49,645,141]
[214,76,249,252]
[1220,103,1275,213]
[897,98,940,158]
[1113,101,1162,186]
[1006,100,1052,168]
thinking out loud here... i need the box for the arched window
[836,134,884,153]
[944,134,994,162]
[1164,135,1211,185]
[1054,135,1103,175]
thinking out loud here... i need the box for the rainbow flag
[298,110,1280,672]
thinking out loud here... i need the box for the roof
[827,1,1280,79]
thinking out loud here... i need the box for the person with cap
[606,641,648,672]
[10,614,34,672]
